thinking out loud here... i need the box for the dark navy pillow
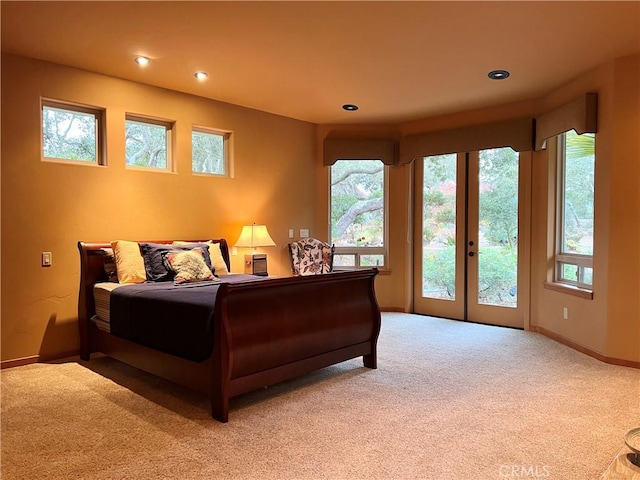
[139,242,213,282]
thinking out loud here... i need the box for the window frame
[553,131,595,290]
[329,159,389,270]
[191,126,231,177]
[41,98,105,165]
[124,114,174,171]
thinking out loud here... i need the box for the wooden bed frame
[78,239,381,422]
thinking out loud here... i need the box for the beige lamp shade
[234,224,276,249]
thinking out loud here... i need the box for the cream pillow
[110,240,146,284]
[205,241,230,276]
[173,240,229,276]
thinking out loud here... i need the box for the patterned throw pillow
[140,242,213,282]
[98,247,119,283]
[162,248,215,284]
[172,240,229,275]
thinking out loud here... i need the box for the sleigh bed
[77,239,381,422]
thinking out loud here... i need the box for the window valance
[322,94,596,165]
[398,117,534,164]
[323,138,398,166]
[534,93,598,151]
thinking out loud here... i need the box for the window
[125,115,173,170]
[192,127,230,176]
[42,100,104,164]
[330,159,387,268]
[555,130,595,289]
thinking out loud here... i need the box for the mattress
[92,282,123,332]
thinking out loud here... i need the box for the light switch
[42,252,52,267]
[300,229,309,238]
[288,229,294,239]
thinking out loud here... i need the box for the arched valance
[398,117,534,165]
[323,138,398,166]
[534,93,598,150]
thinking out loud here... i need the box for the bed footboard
[211,269,381,422]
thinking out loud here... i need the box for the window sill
[543,281,593,300]
[334,267,391,276]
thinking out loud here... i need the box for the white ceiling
[2,1,639,124]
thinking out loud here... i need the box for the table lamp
[234,223,276,276]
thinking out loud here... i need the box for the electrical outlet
[231,247,238,256]
[300,228,309,238]
[563,307,568,320]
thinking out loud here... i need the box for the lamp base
[244,254,268,276]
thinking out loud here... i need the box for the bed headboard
[77,239,230,360]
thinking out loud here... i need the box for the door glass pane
[477,148,518,307]
[422,154,457,300]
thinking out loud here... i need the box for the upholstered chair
[288,238,335,276]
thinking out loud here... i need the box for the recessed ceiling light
[135,56,150,66]
[194,71,208,80]
[342,104,359,111]
[488,69,510,80]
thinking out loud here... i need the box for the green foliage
[330,160,384,246]
[330,193,356,227]
[423,245,456,299]
[422,245,517,304]
[435,207,455,225]
[360,255,384,267]
[477,247,518,305]
[562,131,595,254]
[564,131,595,219]
[424,189,445,206]
[421,150,519,306]
[192,130,225,174]
[422,154,457,247]
[125,120,167,168]
[478,148,518,249]
[42,107,96,162]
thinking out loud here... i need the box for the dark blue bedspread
[110,274,265,362]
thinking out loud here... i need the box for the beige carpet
[2,313,639,480]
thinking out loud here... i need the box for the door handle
[468,251,477,257]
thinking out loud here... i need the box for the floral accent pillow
[162,248,215,284]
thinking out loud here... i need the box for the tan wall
[606,55,640,361]
[1,54,316,362]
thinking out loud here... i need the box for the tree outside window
[330,160,386,268]
[556,130,595,288]
[42,102,102,164]
[192,128,228,176]
[125,117,171,169]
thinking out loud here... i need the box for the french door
[413,148,530,328]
